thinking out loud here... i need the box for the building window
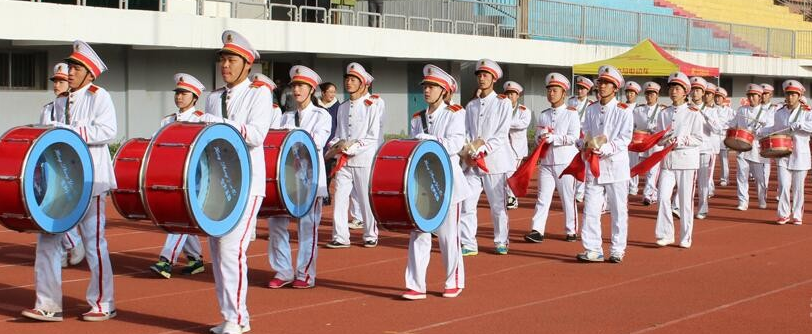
[0,51,47,90]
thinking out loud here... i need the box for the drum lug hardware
[117,157,141,162]
[0,213,27,219]
[373,191,401,196]
[0,175,19,181]
[3,138,31,143]
[113,189,138,194]
[127,214,148,219]
[379,156,406,160]
[265,178,277,182]
[150,185,180,191]
[156,143,188,148]
[264,145,279,149]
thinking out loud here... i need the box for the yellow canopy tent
[573,39,719,77]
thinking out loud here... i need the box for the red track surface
[1,156,811,334]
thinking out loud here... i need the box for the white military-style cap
[218,30,260,64]
[746,83,764,95]
[503,81,524,94]
[705,82,717,94]
[250,73,276,92]
[715,87,728,97]
[690,77,707,91]
[624,81,641,93]
[782,79,805,94]
[346,62,374,85]
[421,64,454,92]
[643,81,660,93]
[597,65,624,88]
[761,83,775,93]
[449,75,458,94]
[173,73,205,97]
[64,40,107,78]
[802,96,808,105]
[290,65,322,88]
[575,75,594,90]
[50,62,69,82]
[545,72,570,91]
[475,58,503,80]
[667,72,690,90]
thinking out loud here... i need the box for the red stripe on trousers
[236,197,258,325]
[169,236,183,263]
[66,233,75,248]
[572,181,579,234]
[302,201,318,283]
[454,203,460,289]
[94,197,103,311]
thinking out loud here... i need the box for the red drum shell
[111,138,150,220]
[724,128,755,152]
[0,127,49,232]
[259,130,287,218]
[759,134,794,158]
[369,140,418,232]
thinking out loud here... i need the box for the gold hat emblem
[179,76,185,82]
[226,34,233,43]
[295,68,300,74]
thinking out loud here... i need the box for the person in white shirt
[760,83,779,194]
[715,88,735,186]
[523,73,580,244]
[459,59,515,256]
[730,84,773,211]
[569,76,595,203]
[575,65,632,263]
[503,80,531,210]
[693,80,723,219]
[624,81,641,196]
[631,82,666,206]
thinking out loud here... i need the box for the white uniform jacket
[280,103,332,197]
[204,79,273,197]
[410,103,472,204]
[632,103,666,156]
[567,96,593,125]
[729,105,773,163]
[464,91,515,174]
[581,98,633,184]
[330,93,384,167]
[535,104,580,166]
[654,103,704,170]
[508,104,531,160]
[761,104,812,171]
[694,103,724,154]
[159,107,206,127]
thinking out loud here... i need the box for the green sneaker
[461,247,478,257]
[495,244,508,255]
[181,259,205,275]
[150,258,172,279]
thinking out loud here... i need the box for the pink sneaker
[442,288,463,298]
[792,218,803,225]
[401,290,426,300]
[292,279,313,289]
[776,217,790,225]
[267,278,292,289]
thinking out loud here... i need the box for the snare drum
[759,134,793,158]
[0,126,94,233]
[724,128,755,152]
[111,138,150,220]
[258,129,319,218]
[369,139,453,233]
[141,122,251,237]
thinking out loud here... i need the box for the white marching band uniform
[714,88,735,186]
[624,81,641,195]
[504,81,531,205]
[571,76,595,202]
[731,84,774,210]
[632,82,665,204]
[690,78,724,218]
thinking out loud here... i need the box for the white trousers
[210,196,261,328]
[460,172,509,249]
[61,227,81,251]
[505,159,522,198]
[777,166,807,222]
[349,193,362,221]
[719,149,730,183]
[640,153,661,203]
[34,196,114,313]
[708,153,717,195]
[581,180,628,256]
[656,169,696,245]
[160,234,203,263]
[268,199,322,286]
[628,151,639,194]
[737,155,767,207]
[530,164,578,235]
[332,166,377,244]
[405,203,464,293]
[696,153,713,215]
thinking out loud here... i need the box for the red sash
[330,154,349,177]
[507,142,550,196]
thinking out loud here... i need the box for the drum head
[185,124,251,237]
[278,130,319,218]
[23,128,94,233]
[405,140,453,233]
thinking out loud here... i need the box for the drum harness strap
[418,110,429,134]
[647,104,660,126]
[64,94,72,125]
[220,90,228,119]
[790,105,802,123]
[578,99,588,121]
[750,105,763,130]
[295,109,301,127]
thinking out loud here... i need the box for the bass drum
[0,126,94,233]
[369,139,453,233]
[141,122,251,237]
[111,138,151,220]
[258,129,319,218]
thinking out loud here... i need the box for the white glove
[790,122,802,131]
[343,142,361,156]
[544,135,555,144]
[414,133,436,141]
[597,143,613,156]
[575,139,584,150]
[327,138,341,147]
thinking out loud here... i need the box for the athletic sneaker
[220,321,244,334]
[268,278,293,289]
[776,217,790,225]
[210,322,251,334]
[671,208,680,219]
[655,238,674,247]
[363,239,378,248]
[642,198,651,206]
[575,194,584,203]
[292,279,313,289]
[348,219,364,230]
[442,288,463,298]
[737,203,748,211]
[495,243,508,255]
[82,309,117,322]
[720,180,728,186]
[523,230,544,243]
[679,240,692,249]
[506,196,519,210]
[21,308,63,322]
[576,251,604,262]
[150,257,172,279]
[181,259,205,275]
[325,240,350,249]
[608,253,624,263]
[401,290,426,300]
[461,247,478,257]
[68,243,85,266]
[792,218,803,225]
[695,212,707,220]
[565,234,577,242]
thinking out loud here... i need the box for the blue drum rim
[277,129,319,218]
[405,140,453,233]
[21,127,94,234]
[185,123,251,237]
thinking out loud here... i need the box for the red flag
[628,127,670,153]
[473,155,490,173]
[507,142,550,197]
[560,152,587,182]
[630,143,676,177]
[330,154,349,178]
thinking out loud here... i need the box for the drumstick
[758,127,791,139]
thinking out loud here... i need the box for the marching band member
[575,65,632,263]
[23,40,118,322]
[761,84,778,192]
[715,87,735,186]
[653,72,703,248]
[631,82,665,205]
[504,80,531,210]
[523,73,580,243]
[149,73,208,279]
[267,66,331,289]
[459,59,514,256]
[760,80,811,225]
[326,62,384,249]
[731,84,773,211]
[625,81,641,196]
[703,82,722,198]
[201,30,272,334]
[690,77,723,220]
[569,76,595,203]
[402,65,470,300]
[39,62,86,269]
